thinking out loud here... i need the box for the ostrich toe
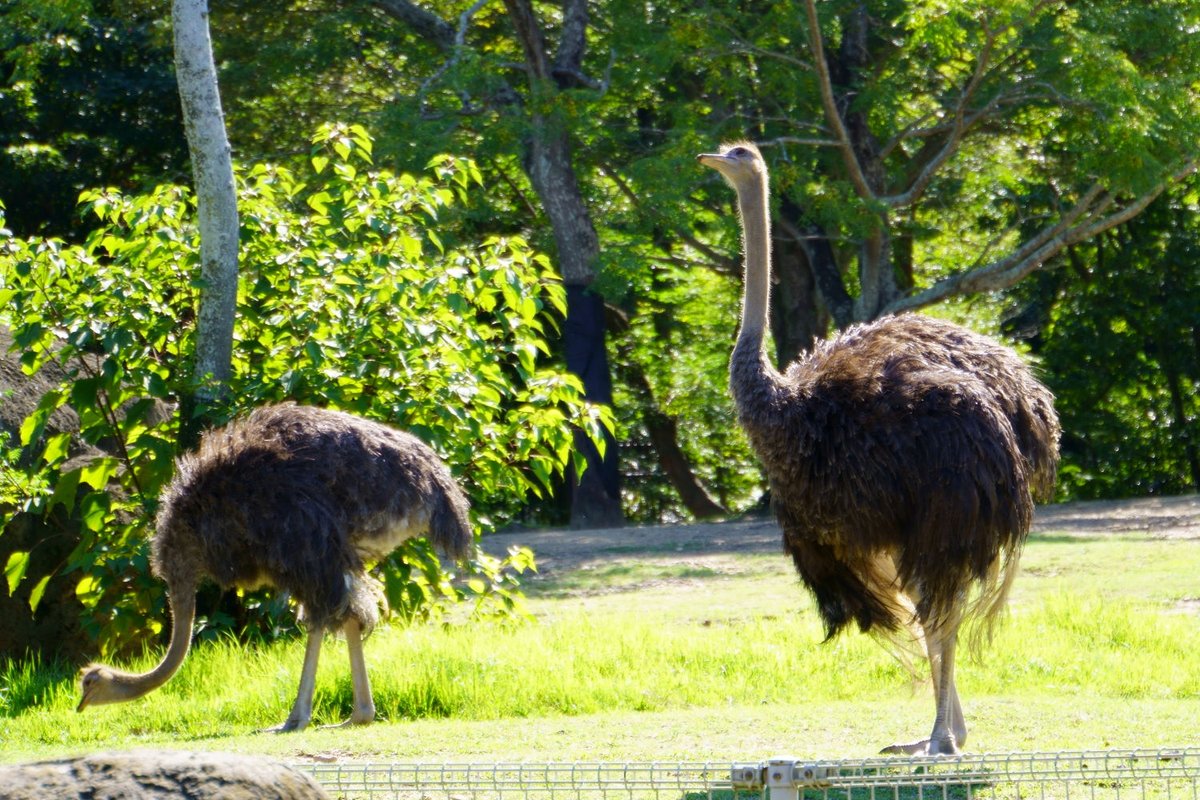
[880,736,960,756]
[260,714,311,734]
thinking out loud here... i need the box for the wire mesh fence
[292,746,1200,800]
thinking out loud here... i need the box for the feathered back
[152,404,472,629]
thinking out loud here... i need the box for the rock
[0,750,330,799]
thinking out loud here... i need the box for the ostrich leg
[881,623,967,755]
[928,633,966,754]
[264,626,324,733]
[335,617,376,726]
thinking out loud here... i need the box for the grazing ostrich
[698,142,1059,755]
[77,403,472,732]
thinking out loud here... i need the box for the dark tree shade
[0,8,188,238]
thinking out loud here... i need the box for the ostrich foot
[880,737,959,756]
[259,716,311,734]
[319,717,375,729]
[319,709,375,729]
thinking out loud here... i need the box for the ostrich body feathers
[152,403,472,631]
[732,313,1060,641]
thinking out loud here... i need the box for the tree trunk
[607,305,727,520]
[772,199,832,365]
[172,0,237,435]
[1164,353,1200,493]
[504,0,623,527]
[523,132,623,527]
[563,286,623,528]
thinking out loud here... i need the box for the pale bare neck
[734,174,772,352]
[108,589,196,701]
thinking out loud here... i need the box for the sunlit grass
[1,526,1198,763]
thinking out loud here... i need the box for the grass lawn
[1,520,1198,767]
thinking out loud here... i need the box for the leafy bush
[0,125,610,656]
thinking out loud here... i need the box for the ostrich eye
[728,147,747,157]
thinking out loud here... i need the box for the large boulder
[0,750,330,799]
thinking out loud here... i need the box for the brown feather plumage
[735,313,1059,642]
[77,403,472,730]
[153,403,472,630]
[699,140,1060,753]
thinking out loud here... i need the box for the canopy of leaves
[3,0,1199,529]
[1023,184,1200,500]
[0,0,187,237]
[0,125,608,655]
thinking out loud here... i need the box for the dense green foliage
[0,126,607,654]
[0,0,186,238]
[1023,187,1200,498]
[0,0,1198,656]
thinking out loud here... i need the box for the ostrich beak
[77,668,97,712]
[696,153,729,169]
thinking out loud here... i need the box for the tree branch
[416,0,492,117]
[367,0,454,50]
[776,200,855,329]
[555,0,589,76]
[879,22,1000,208]
[882,160,1199,315]
[759,135,842,149]
[802,0,875,201]
[503,0,551,80]
[879,1,1060,203]
[606,305,728,520]
[601,164,736,272]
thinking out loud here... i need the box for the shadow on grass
[521,563,727,598]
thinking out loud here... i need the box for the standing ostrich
[698,142,1059,755]
[77,403,472,732]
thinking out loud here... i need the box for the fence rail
[293,746,1200,800]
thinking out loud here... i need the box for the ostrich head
[696,141,767,192]
[77,664,125,710]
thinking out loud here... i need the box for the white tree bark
[172,0,238,392]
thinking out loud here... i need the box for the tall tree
[360,0,624,527]
[0,1,187,238]
[806,0,1198,320]
[692,0,1200,341]
[172,0,238,422]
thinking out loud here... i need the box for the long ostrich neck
[109,588,196,700]
[735,174,772,347]
[730,171,785,421]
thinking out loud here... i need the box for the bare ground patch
[487,495,1200,587]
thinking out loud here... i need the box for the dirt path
[488,494,1200,578]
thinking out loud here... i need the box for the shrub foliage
[0,125,610,655]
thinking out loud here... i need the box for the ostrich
[697,142,1059,755]
[77,403,472,732]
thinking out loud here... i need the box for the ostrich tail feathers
[960,544,1022,658]
[429,480,473,562]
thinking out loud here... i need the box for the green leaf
[307,192,331,215]
[4,551,29,596]
[49,466,82,514]
[18,387,66,447]
[79,456,120,490]
[77,492,109,533]
[41,431,72,464]
[75,574,98,599]
[28,575,51,613]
